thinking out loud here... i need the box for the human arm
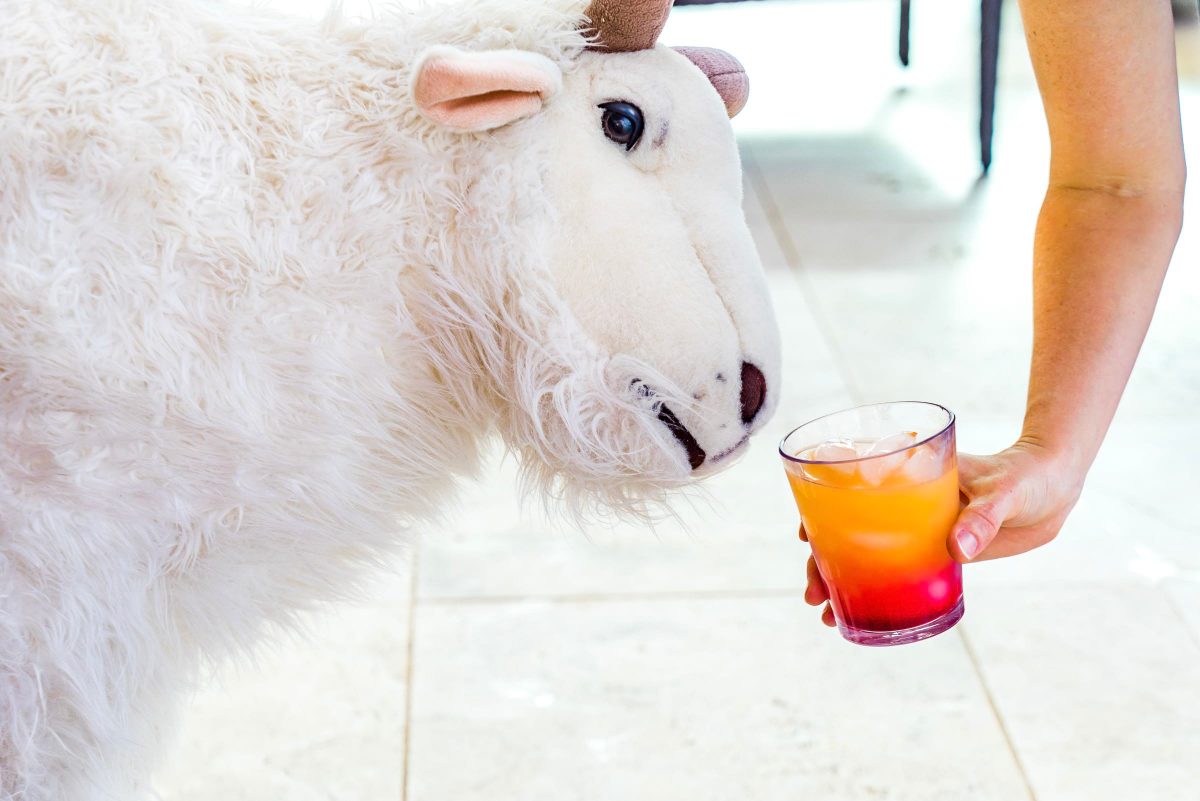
[949,0,1185,562]
[804,0,1186,623]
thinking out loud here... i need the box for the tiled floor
[153,2,1200,800]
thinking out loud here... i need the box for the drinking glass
[779,401,962,646]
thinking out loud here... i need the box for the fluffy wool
[0,0,780,797]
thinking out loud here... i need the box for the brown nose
[740,362,767,425]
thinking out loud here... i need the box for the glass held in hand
[779,401,962,647]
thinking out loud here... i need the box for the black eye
[599,101,644,151]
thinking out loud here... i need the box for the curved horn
[584,0,674,52]
[673,46,749,118]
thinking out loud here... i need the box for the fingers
[954,452,990,484]
[972,517,1066,561]
[805,555,828,605]
[950,490,1015,562]
[800,524,834,628]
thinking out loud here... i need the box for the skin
[805,0,1187,624]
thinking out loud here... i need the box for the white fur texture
[0,0,780,797]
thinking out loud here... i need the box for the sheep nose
[739,362,767,425]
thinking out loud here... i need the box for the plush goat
[0,0,781,796]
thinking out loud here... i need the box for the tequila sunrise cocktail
[780,402,962,646]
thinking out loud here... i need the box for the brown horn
[673,46,749,118]
[584,0,674,52]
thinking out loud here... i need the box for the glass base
[838,597,965,647]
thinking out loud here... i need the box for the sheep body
[0,1,642,796]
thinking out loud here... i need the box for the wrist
[1018,397,1106,480]
[1012,430,1090,500]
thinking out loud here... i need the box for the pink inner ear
[424,90,544,132]
[413,50,560,132]
[673,46,750,118]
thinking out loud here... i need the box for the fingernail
[956,529,979,560]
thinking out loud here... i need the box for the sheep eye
[599,102,644,151]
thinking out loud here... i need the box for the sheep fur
[0,0,781,797]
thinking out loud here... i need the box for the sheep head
[410,0,780,508]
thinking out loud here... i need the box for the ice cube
[865,431,919,457]
[901,443,945,483]
[805,439,859,476]
[809,439,858,462]
[858,431,919,486]
[859,451,906,485]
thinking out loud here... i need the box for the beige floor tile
[1118,222,1200,419]
[750,94,1200,421]
[1165,577,1200,645]
[417,453,808,600]
[962,585,1200,801]
[958,414,1198,587]
[1084,421,1200,570]
[415,421,825,599]
[743,110,1044,418]
[166,5,1200,801]
[408,597,1030,801]
[742,20,1200,419]
[749,134,995,224]
[417,269,854,602]
[742,170,796,281]
[964,489,1195,590]
[924,416,1200,589]
[741,150,772,228]
[766,271,862,426]
[152,563,411,801]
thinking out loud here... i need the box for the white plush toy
[0,0,780,796]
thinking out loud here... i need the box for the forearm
[1020,185,1183,483]
[1012,0,1184,488]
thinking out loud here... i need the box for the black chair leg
[899,0,911,66]
[980,0,1002,173]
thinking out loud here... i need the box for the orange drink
[780,402,962,646]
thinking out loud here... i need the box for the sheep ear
[412,46,562,132]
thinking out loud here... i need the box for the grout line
[400,547,419,801]
[1161,584,1200,653]
[957,626,1040,801]
[421,587,806,607]
[416,577,1164,608]
[971,577,1179,591]
[742,146,865,404]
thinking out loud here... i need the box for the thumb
[950,491,1014,562]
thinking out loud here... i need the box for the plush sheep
[0,0,780,796]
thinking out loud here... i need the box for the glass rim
[778,400,956,466]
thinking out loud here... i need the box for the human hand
[945,440,1085,561]
[799,523,837,627]
[801,441,1085,625]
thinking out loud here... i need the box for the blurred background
[153,1,1200,799]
